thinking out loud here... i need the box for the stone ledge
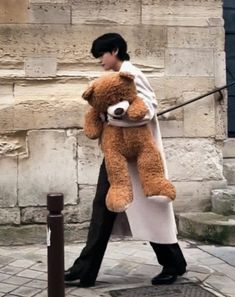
[212,186,235,215]
[0,223,89,245]
[178,212,235,246]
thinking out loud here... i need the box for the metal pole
[47,193,65,297]
[157,80,235,116]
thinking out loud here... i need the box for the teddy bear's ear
[82,85,94,101]
[119,72,134,81]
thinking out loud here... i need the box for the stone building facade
[0,0,227,244]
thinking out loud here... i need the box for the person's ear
[112,48,119,56]
[119,72,134,81]
[82,85,94,101]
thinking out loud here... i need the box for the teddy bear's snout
[107,100,129,118]
[114,108,125,116]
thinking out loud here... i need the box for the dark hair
[91,33,130,61]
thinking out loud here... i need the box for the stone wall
[0,0,227,244]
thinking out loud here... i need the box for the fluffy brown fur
[82,72,176,212]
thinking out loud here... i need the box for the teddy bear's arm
[84,108,103,139]
[126,96,149,121]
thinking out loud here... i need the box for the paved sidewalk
[0,239,235,297]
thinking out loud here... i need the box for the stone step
[223,139,235,158]
[211,186,235,215]
[223,159,235,185]
[178,212,235,246]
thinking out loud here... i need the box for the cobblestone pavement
[0,239,235,297]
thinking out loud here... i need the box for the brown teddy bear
[82,72,176,212]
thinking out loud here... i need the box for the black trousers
[73,160,187,282]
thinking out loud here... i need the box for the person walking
[65,33,187,287]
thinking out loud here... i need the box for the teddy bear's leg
[137,145,176,201]
[104,152,133,213]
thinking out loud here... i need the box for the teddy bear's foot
[143,178,176,201]
[106,186,133,213]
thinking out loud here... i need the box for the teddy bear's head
[82,72,137,113]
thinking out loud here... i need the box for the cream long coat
[109,61,178,244]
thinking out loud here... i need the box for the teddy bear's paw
[158,181,176,201]
[106,186,133,213]
[106,201,130,213]
[143,178,176,201]
[147,195,172,204]
[106,197,132,213]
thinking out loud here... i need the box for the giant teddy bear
[82,72,176,212]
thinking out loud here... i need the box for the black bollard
[47,193,65,297]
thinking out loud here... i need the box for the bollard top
[47,193,64,212]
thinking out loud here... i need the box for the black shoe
[64,267,81,282]
[64,267,95,287]
[78,280,95,288]
[177,267,186,276]
[151,272,177,285]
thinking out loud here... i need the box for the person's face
[98,51,121,71]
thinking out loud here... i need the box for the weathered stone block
[1,80,88,130]
[163,77,215,100]
[163,138,224,181]
[155,77,216,120]
[64,202,92,224]
[212,187,235,215]
[14,79,88,102]
[0,223,89,245]
[214,51,226,87]
[0,208,20,225]
[147,77,165,101]
[29,3,71,24]
[183,92,215,137]
[24,57,57,77]
[0,84,14,106]
[167,27,224,50]
[0,158,17,207]
[0,0,29,24]
[143,16,220,27]
[178,212,235,246]
[158,104,183,121]
[18,130,78,206]
[128,26,166,69]
[77,131,103,185]
[30,0,69,3]
[0,25,166,68]
[64,223,89,243]
[159,120,184,138]
[0,106,14,131]
[78,185,96,221]
[72,0,141,25]
[142,0,222,26]
[0,225,47,245]
[21,207,47,224]
[208,17,224,27]
[173,180,227,213]
[223,159,235,185]
[223,139,235,158]
[165,49,214,77]
[21,192,94,224]
[0,131,27,157]
[14,100,86,130]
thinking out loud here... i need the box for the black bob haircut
[91,33,130,61]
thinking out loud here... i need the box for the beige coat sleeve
[108,62,157,127]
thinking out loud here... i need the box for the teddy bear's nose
[114,108,124,116]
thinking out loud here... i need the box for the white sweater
[108,61,157,127]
